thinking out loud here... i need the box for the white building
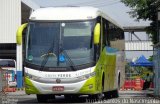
[0,0,39,59]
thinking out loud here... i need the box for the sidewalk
[119,89,153,94]
[5,90,26,96]
[119,89,156,97]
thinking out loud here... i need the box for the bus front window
[26,21,95,70]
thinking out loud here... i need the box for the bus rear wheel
[36,94,55,103]
[104,91,111,99]
[112,90,119,98]
[104,90,119,99]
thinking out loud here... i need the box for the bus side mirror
[94,23,100,44]
[16,23,28,45]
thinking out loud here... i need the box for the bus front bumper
[25,76,96,95]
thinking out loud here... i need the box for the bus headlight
[77,71,96,80]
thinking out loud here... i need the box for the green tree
[121,0,159,44]
[148,55,153,61]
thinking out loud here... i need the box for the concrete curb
[16,88,25,91]
[6,90,26,96]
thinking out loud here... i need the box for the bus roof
[30,6,123,29]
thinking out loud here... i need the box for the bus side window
[102,18,106,47]
[108,22,124,50]
[102,19,110,47]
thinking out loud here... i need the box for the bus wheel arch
[102,72,105,91]
[89,72,105,100]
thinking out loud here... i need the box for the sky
[32,0,153,59]
[33,0,151,27]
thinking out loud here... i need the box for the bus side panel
[89,46,117,93]
[79,46,117,94]
[113,51,125,90]
[103,47,117,92]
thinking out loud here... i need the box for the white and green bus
[17,7,125,102]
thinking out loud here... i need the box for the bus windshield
[25,20,95,69]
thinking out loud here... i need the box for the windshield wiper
[60,48,77,71]
[40,41,55,71]
[40,52,50,71]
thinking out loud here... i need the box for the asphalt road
[1,90,160,104]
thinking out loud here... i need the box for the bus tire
[112,90,119,98]
[104,91,111,99]
[36,94,55,103]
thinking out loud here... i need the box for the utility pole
[154,3,160,97]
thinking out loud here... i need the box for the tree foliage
[121,0,159,44]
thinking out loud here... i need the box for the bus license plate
[52,86,64,91]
